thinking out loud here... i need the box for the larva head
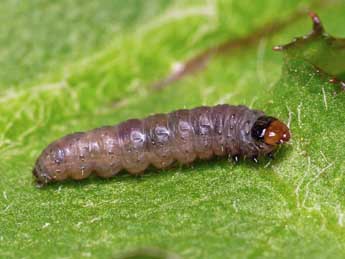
[251,116,290,146]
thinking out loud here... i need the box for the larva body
[33,104,290,186]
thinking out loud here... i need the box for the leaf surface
[1,1,345,258]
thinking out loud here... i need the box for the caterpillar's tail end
[33,168,44,188]
[32,165,49,188]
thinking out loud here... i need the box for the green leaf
[2,1,345,258]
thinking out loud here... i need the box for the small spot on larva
[79,154,85,161]
[221,145,224,152]
[245,120,250,135]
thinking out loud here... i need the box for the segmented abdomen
[33,104,273,185]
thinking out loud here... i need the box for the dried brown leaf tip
[309,12,324,34]
[274,12,345,91]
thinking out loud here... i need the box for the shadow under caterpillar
[33,104,290,187]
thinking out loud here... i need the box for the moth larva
[33,104,290,186]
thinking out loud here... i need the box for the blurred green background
[1,0,345,258]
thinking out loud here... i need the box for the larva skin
[33,104,278,185]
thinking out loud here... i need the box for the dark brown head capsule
[251,116,291,146]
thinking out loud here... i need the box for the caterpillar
[33,104,290,186]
